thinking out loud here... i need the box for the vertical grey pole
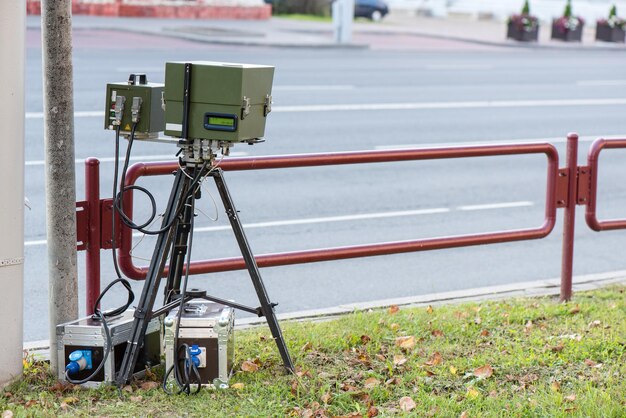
[0,0,26,388]
[333,0,355,44]
[41,0,79,374]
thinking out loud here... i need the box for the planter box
[551,20,583,42]
[506,21,539,42]
[595,24,626,43]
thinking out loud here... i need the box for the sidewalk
[27,13,626,50]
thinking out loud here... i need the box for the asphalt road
[23,28,626,341]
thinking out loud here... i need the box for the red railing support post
[85,158,101,314]
[560,133,578,301]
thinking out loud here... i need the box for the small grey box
[164,300,234,388]
[56,310,161,387]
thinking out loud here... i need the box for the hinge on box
[555,166,592,208]
[241,96,250,120]
[264,94,272,116]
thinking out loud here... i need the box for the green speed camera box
[163,61,274,143]
[104,82,165,136]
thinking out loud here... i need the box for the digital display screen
[208,116,235,127]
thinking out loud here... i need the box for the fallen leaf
[474,317,482,325]
[389,323,400,331]
[466,387,480,399]
[480,329,490,337]
[431,329,444,338]
[473,364,493,379]
[426,305,434,314]
[360,335,372,345]
[320,392,331,404]
[395,336,416,350]
[551,381,561,392]
[367,406,379,417]
[424,352,442,366]
[2,411,13,418]
[460,412,470,418]
[364,377,380,389]
[385,377,400,386]
[231,382,245,390]
[525,320,534,330]
[551,344,565,353]
[301,342,313,351]
[139,381,159,391]
[59,403,69,411]
[300,408,313,418]
[454,311,469,319]
[588,320,602,329]
[584,359,597,367]
[393,354,407,367]
[129,395,143,402]
[569,305,580,315]
[341,382,358,392]
[565,394,576,402]
[122,385,133,393]
[449,366,458,375]
[424,369,436,376]
[241,360,260,372]
[399,396,416,412]
[388,305,400,314]
[24,400,38,408]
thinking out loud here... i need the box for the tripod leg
[116,170,188,386]
[212,169,294,373]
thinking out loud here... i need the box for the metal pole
[41,0,79,373]
[333,0,355,44]
[0,0,25,388]
[561,133,579,302]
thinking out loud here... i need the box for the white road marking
[424,64,494,70]
[375,134,626,150]
[24,98,626,120]
[577,80,626,86]
[23,202,535,247]
[273,98,626,113]
[457,201,533,211]
[273,85,355,91]
[25,152,247,166]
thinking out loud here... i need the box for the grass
[2,286,625,417]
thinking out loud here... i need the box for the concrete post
[0,0,26,387]
[332,0,355,44]
[41,0,79,374]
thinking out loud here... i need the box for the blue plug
[65,350,93,375]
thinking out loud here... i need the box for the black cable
[65,278,135,385]
[111,126,123,279]
[163,192,202,395]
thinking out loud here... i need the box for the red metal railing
[586,138,626,231]
[76,134,626,314]
[116,143,559,280]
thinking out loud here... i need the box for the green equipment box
[164,61,274,143]
[105,75,165,137]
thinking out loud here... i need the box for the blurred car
[355,0,389,21]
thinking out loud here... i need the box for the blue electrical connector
[65,350,93,375]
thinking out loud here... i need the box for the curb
[24,270,626,360]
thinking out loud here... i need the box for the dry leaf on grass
[395,336,416,350]
[389,323,400,331]
[388,305,400,314]
[466,387,480,399]
[449,366,458,375]
[2,411,13,418]
[565,394,577,402]
[231,382,245,390]
[569,305,580,315]
[301,342,313,352]
[551,344,565,353]
[122,385,133,393]
[424,352,442,366]
[588,320,602,328]
[139,381,159,391]
[320,392,331,404]
[360,335,372,345]
[473,364,493,379]
[241,360,260,372]
[399,396,416,412]
[431,329,444,338]
[393,354,407,367]
[480,329,490,337]
[367,406,379,417]
[426,305,434,314]
[551,381,561,392]
[363,377,380,389]
[129,395,143,402]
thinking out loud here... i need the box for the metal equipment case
[104,79,165,137]
[164,300,235,388]
[56,310,161,386]
[163,61,274,143]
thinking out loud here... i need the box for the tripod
[115,162,294,387]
